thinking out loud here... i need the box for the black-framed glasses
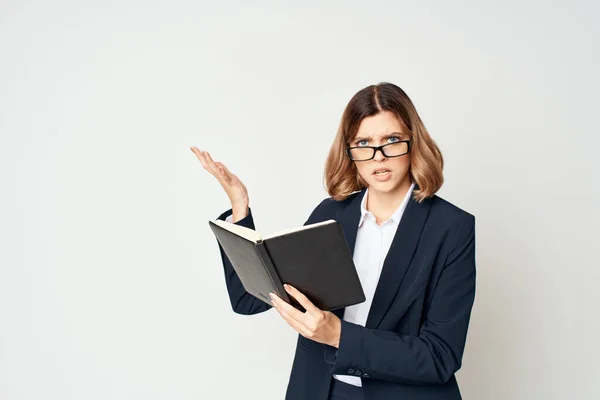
[346,139,412,161]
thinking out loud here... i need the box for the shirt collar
[358,182,416,227]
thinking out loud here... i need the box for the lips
[373,168,391,175]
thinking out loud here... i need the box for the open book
[209,218,365,312]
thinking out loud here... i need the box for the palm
[190,146,248,206]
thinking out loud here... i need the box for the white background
[1,1,598,399]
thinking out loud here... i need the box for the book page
[211,219,262,242]
[263,219,337,240]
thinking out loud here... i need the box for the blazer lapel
[335,186,432,328]
[365,194,431,328]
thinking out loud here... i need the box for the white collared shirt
[333,182,415,387]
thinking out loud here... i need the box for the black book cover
[209,219,365,312]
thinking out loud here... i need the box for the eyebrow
[352,132,405,142]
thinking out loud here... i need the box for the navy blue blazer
[215,186,476,400]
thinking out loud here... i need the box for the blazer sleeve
[327,213,476,385]
[215,206,271,315]
[215,199,328,316]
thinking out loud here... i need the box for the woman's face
[350,111,412,194]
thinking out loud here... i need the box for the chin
[370,176,409,192]
[369,178,398,190]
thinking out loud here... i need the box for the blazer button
[354,370,362,376]
[363,373,370,378]
[347,368,355,374]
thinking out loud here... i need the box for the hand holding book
[270,284,342,348]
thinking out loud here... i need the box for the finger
[284,284,320,314]
[270,293,309,329]
[204,151,230,179]
[190,146,205,164]
[277,308,313,338]
[271,297,312,337]
[272,291,309,321]
[203,151,219,169]
[214,162,229,178]
[215,162,232,177]
[192,148,224,178]
[191,147,211,170]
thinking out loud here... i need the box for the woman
[191,82,476,400]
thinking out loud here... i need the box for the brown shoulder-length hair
[324,82,443,203]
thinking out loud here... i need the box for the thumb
[214,162,226,175]
[216,162,232,176]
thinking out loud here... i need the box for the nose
[373,147,387,161]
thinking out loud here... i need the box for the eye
[354,135,402,147]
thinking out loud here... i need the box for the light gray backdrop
[1,1,598,399]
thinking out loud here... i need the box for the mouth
[372,168,392,181]
[373,168,391,175]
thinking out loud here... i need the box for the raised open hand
[190,146,249,219]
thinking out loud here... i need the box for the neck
[366,177,413,217]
